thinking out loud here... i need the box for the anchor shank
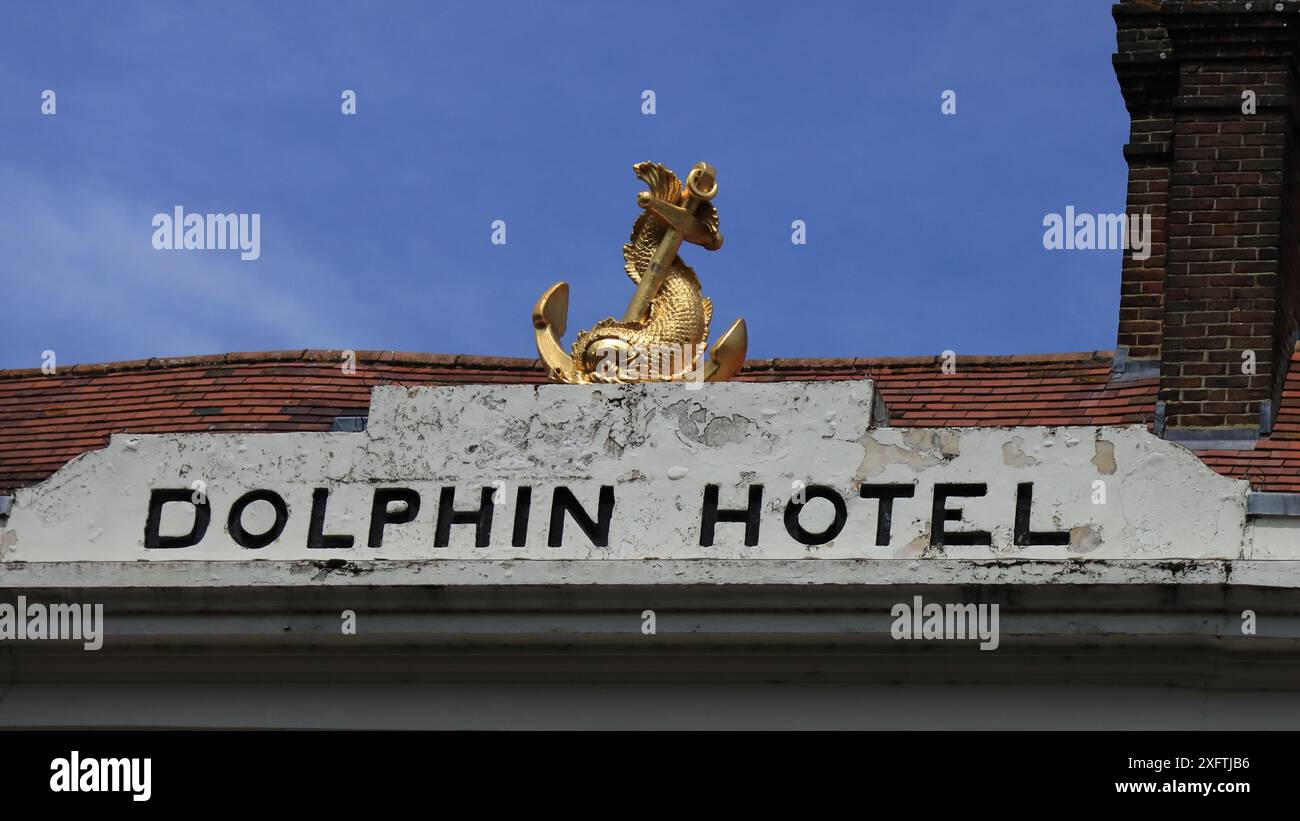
[620,193,701,325]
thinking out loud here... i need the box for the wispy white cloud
[0,164,374,367]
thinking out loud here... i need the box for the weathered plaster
[0,382,1252,567]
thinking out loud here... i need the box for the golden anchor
[532,161,748,384]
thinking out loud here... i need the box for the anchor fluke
[533,281,577,383]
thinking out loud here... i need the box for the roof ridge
[0,348,1117,380]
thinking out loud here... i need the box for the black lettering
[548,486,614,547]
[228,489,289,549]
[783,484,848,546]
[1013,482,1070,546]
[930,483,991,547]
[859,483,915,546]
[144,488,210,549]
[700,484,763,547]
[307,487,354,549]
[435,486,494,548]
[368,487,420,548]
[512,486,532,547]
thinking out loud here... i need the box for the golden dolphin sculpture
[532,161,748,384]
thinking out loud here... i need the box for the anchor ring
[686,163,718,200]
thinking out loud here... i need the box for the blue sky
[0,0,1128,369]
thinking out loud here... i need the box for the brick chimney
[1113,0,1300,447]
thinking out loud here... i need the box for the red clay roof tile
[0,347,1292,493]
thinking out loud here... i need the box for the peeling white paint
[1002,436,1040,468]
[0,382,1253,565]
[1092,438,1117,475]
